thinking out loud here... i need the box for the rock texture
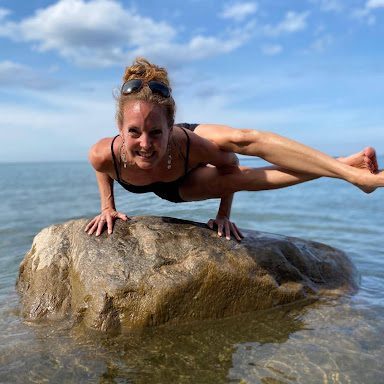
[17,216,359,332]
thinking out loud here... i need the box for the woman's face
[120,100,170,170]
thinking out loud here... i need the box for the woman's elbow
[88,144,99,169]
[88,140,108,172]
[220,152,239,169]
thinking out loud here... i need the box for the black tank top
[110,127,192,203]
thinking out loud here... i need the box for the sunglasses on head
[121,79,171,98]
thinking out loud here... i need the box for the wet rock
[17,216,358,332]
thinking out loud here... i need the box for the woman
[85,58,381,240]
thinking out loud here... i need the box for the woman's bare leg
[180,148,379,201]
[193,124,382,192]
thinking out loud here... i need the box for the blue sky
[0,0,383,162]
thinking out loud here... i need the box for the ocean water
[0,159,383,384]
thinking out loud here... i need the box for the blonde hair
[116,57,176,128]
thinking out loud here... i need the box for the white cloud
[310,34,333,52]
[310,0,343,12]
[263,11,309,36]
[0,0,255,68]
[351,7,376,25]
[0,7,11,19]
[261,44,282,56]
[219,2,258,22]
[0,8,15,38]
[0,60,59,89]
[352,0,384,24]
[366,0,384,8]
[137,21,255,64]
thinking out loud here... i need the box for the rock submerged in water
[17,216,358,332]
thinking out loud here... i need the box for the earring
[167,142,172,170]
[120,139,127,168]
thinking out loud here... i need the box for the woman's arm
[186,131,243,239]
[96,170,116,212]
[210,163,244,241]
[208,193,244,241]
[85,139,128,236]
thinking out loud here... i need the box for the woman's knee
[229,129,263,154]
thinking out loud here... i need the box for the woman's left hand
[207,215,244,241]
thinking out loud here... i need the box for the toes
[364,147,378,173]
[364,156,373,171]
[364,146,376,157]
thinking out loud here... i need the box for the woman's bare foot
[338,147,379,193]
[338,147,378,173]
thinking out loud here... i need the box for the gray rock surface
[17,216,359,332]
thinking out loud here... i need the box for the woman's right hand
[85,208,128,236]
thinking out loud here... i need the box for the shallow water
[0,160,383,383]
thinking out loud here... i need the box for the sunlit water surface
[0,160,383,383]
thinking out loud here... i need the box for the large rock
[17,216,358,332]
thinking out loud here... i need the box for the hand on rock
[207,215,244,241]
[85,208,128,236]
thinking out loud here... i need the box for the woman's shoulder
[174,123,199,132]
[88,136,117,172]
[173,125,217,165]
[174,125,214,150]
